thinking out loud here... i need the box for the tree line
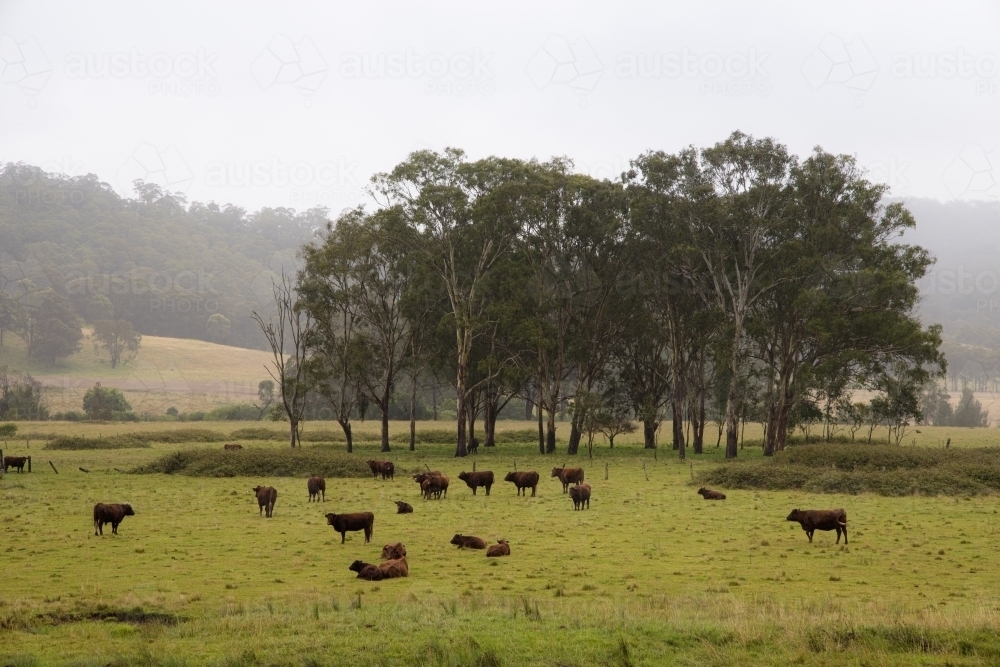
[256,132,944,458]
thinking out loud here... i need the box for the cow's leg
[472,487,477,496]
[531,486,536,497]
[807,530,813,542]
[94,520,100,536]
[842,525,848,544]
[112,521,118,535]
[341,531,346,544]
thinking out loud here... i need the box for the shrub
[166,407,179,417]
[389,428,456,445]
[45,434,150,450]
[51,411,84,422]
[0,422,17,437]
[82,383,132,420]
[139,428,226,443]
[229,427,284,440]
[206,404,259,421]
[131,447,374,478]
[494,429,541,444]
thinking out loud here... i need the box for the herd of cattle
[78,455,850,577]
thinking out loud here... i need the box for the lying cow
[787,508,848,544]
[486,540,510,557]
[451,534,487,549]
[253,486,277,517]
[504,471,539,497]
[326,511,375,544]
[697,487,726,500]
[458,470,494,496]
[223,443,243,451]
[378,557,408,578]
[569,483,591,510]
[3,456,27,473]
[551,466,585,493]
[349,560,384,581]
[307,476,326,502]
[93,502,135,536]
[395,500,413,514]
[381,542,407,560]
[421,474,449,500]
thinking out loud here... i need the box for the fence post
[48,460,58,474]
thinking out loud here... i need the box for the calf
[381,542,407,560]
[697,487,726,500]
[307,476,326,502]
[3,456,27,473]
[93,502,135,536]
[395,500,413,514]
[504,471,540,497]
[421,474,449,500]
[458,470,494,496]
[349,560,384,581]
[551,466,585,493]
[451,534,487,549]
[325,512,375,544]
[253,486,277,517]
[380,461,395,481]
[378,557,409,578]
[786,508,848,544]
[223,443,243,450]
[569,483,591,510]
[486,540,510,557]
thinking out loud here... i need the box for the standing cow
[3,456,27,473]
[458,470,494,496]
[551,466,585,493]
[307,476,326,502]
[253,486,277,518]
[93,502,135,536]
[569,483,591,510]
[504,471,540,497]
[326,512,375,544]
[786,508,848,544]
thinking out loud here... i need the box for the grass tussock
[44,434,151,450]
[700,443,1000,496]
[130,447,373,478]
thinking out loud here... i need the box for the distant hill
[0,162,330,349]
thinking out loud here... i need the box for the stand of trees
[280,133,943,456]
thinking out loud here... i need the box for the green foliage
[23,291,84,364]
[205,404,259,421]
[206,313,231,342]
[131,447,373,477]
[228,426,282,440]
[0,366,47,420]
[91,319,141,368]
[45,434,150,450]
[82,382,133,420]
[85,294,114,323]
[699,443,1000,496]
[0,422,16,437]
[951,386,990,427]
[140,428,226,443]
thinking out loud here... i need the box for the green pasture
[2,421,1000,665]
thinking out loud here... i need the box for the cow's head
[786,509,802,521]
[450,534,464,546]
[348,559,366,573]
[504,472,517,482]
[325,513,338,526]
[123,503,135,516]
[458,471,470,481]
[697,487,707,496]
[496,539,508,545]
[550,467,564,478]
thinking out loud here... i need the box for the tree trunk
[546,425,556,454]
[409,379,417,452]
[339,419,353,453]
[524,385,534,421]
[289,418,299,448]
[694,387,705,454]
[485,389,497,447]
[432,381,438,421]
[380,400,391,453]
[643,419,657,449]
[454,341,469,457]
[537,372,545,454]
[567,417,581,455]
[724,374,739,459]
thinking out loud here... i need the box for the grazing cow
[786,508,848,544]
[421,474,449,500]
[381,542,407,560]
[451,534,487,549]
[697,487,726,500]
[551,467,585,493]
[395,500,413,514]
[3,456,27,473]
[93,503,135,536]
[486,540,510,557]
[253,486,277,518]
[223,443,243,451]
[468,437,479,454]
[307,476,326,502]
[381,461,395,481]
[325,512,375,544]
[349,560,384,581]
[458,470,494,496]
[569,483,591,510]
[378,557,409,578]
[504,471,540,497]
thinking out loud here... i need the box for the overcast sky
[2,1,999,213]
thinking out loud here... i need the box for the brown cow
[413,471,442,494]
[381,461,395,480]
[421,474,449,500]
[381,542,407,560]
[458,470,494,496]
[486,540,510,557]
[253,486,277,517]
[349,560,384,581]
[504,471,539,497]
[378,557,409,578]
[467,437,479,454]
[325,512,374,544]
[787,508,848,544]
[223,443,243,451]
[93,502,135,536]
[697,487,726,500]
[307,476,326,502]
[395,500,413,514]
[551,466,585,493]
[569,483,591,510]
[451,534,487,549]
[3,456,27,473]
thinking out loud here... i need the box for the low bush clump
[45,434,151,450]
[699,444,1000,496]
[139,428,227,443]
[0,422,17,437]
[206,404,259,421]
[229,426,283,440]
[389,428,456,445]
[131,447,373,478]
[494,429,540,445]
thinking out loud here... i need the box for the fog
[2,0,999,211]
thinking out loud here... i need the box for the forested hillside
[0,163,327,349]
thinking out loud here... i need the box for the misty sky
[2,1,999,214]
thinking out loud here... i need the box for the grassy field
[2,421,1000,665]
